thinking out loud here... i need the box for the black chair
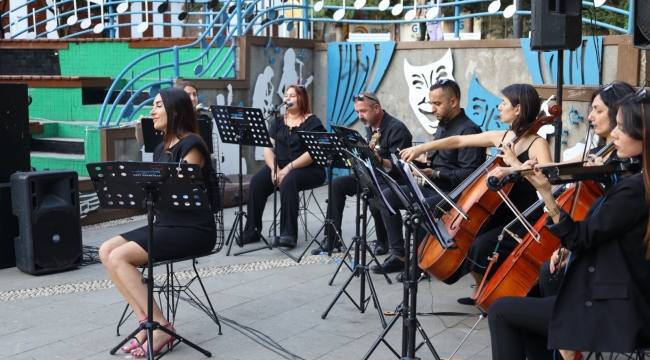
[268,185,327,241]
[116,172,226,336]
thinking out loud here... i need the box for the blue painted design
[326,42,396,130]
[264,38,281,64]
[568,106,584,126]
[466,75,502,154]
[561,130,569,145]
[520,37,603,85]
[298,49,308,60]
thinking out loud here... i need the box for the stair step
[32,137,84,155]
[30,151,85,160]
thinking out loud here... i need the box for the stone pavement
[0,185,491,360]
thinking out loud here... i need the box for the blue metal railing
[1,0,633,127]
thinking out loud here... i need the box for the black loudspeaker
[0,183,19,269]
[0,83,31,183]
[530,0,582,51]
[633,0,650,50]
[11,170,82,275]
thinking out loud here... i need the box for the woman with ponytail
[488,88,650,359]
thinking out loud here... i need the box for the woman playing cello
[488,89,650,359]
[539,81,635,297]
[401,83,552,304]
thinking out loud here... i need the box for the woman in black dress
[99,88,216,357]
[241,85,327,248]
[488,89,650,359]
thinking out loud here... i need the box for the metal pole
[513,0,522,38]
[554,50,564,163]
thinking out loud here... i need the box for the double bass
[417,105,562,281]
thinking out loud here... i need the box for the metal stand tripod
[321,187,388,328]
[363,212,440,360]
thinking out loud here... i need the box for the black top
[546,174,650,352]
[429,109,485,192]
[153,134,215,231]
[364,110,413,182]
[487,137,541,228]
[269,114,326,169]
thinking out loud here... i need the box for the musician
[176,80,213,122]
[488,90,650,359]
[311,92,413,255]
[99,88,215,357]
[371,79,485,278]
[241,85,327,248]
[401,84,552,304]
[539,81,635,297]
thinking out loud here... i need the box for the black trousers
[243,165,326,239]
[539,259,564,297]
[381,184,444,257]
[489,296,556,360]
[325,173,388,245]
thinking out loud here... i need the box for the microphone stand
[268,103,284,247]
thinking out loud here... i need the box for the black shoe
[238,233,260,245]
[457,297,475,306]
[310,238,343,255]
[373,241,389,256]
[396,270,430,282]
[279,235,297,248]
[371,255,405,274]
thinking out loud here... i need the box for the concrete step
[31,137,84,155]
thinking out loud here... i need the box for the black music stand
[363,155,450,360]
[236,131,349,262]
[321,150,395,328]
[86,161,213,360]
[329,125,392,285]
[210,105,273,256]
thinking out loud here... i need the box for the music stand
[321,150,394,328]
[86,161,213,360]
[237,131,349,262]
[329,125,392,285]
[210,105,273,256]
[363,155,449,360]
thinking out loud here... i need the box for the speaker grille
[639,2,650,41]
[32,208,81,270]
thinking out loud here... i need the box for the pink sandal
[131,322,177,359]
[121,317,147,353]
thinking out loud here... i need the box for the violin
[417,105,562,281]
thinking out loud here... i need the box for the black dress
[121,134,216,261]
[459,136,541,279]
[243,115,327,240]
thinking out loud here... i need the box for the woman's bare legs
[99,237,171,353]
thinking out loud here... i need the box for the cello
[474,146,639,312]
[417,105,562,281]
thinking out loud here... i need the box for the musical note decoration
[137,0,150,32]
[45,0,58,32]
[503,0,517,18]
[194,38,210,75]
[116,0,129,14]
[404,0,416,21]
[264,38,281,64]
[391,0,404,16]
[568,107,585,126]
[487,0,501,14]
[378,0,390,11]
[67,0,79,25]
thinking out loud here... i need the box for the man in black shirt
[371,79,485,278]
[311,92,413,255]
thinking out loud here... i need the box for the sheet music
[400,160,426,200]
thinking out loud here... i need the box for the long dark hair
[617,92,650,258]
[286,85,312,117]
[591,82,635,145]
[502,84,541,136]
[158,88,203,152]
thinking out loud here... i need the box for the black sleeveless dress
[120,134,216,261]
[461,135,541,277]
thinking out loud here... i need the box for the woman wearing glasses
[538,81,635,298]
[241,85,327,248]
[487,89,650,359]
[401,83,553,304]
